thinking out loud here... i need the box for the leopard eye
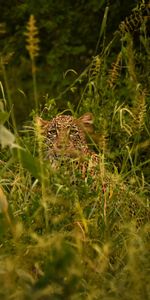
[69,128,81,141]
[70,131,79,139]
[69,126,79,135]
[47,128,57,138]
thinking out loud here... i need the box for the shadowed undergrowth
[0,3,150,299]
[0,140,149,299]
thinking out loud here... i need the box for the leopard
[36,113,100,182]
[37,113,94,161]
[36,112,126,197]
[36,113,149,227]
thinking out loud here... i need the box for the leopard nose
[56,144,64,149]
[55,141,66,150]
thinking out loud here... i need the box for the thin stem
[32,58,38,111]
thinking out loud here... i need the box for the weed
[0,4,150,300]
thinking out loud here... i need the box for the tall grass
[0,5,150,300]
[25,15,40,112]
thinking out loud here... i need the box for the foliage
[0,1,150,299]
[0,131,150,299]
[0,0,140,123]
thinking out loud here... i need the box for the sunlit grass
[0,130,149,299]
[0,5,150,299]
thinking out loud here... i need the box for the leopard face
[37,113,94,162]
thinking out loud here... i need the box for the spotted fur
[37,113,96,160]
[36,113,101,189]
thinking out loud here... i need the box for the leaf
[64,69,78,78]
[0,100,4,111]
[12,148,42,180]
[70,87,77,93]
[0,125,16,148]
[0,186,8,214]
[0,81,7,106]
[99,5,109,40]
[0,111,10,124]
[17,89,26,97]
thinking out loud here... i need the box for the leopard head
[36,113,94,161]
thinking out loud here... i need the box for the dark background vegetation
[0,0,149,177]
[0,0,141,124]
[0,2,150,299]
[1,0,149,181]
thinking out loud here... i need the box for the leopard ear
[78,113,94,134]
[35,116,48,127]
[35,116,49,129]
[79,112,93,125]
